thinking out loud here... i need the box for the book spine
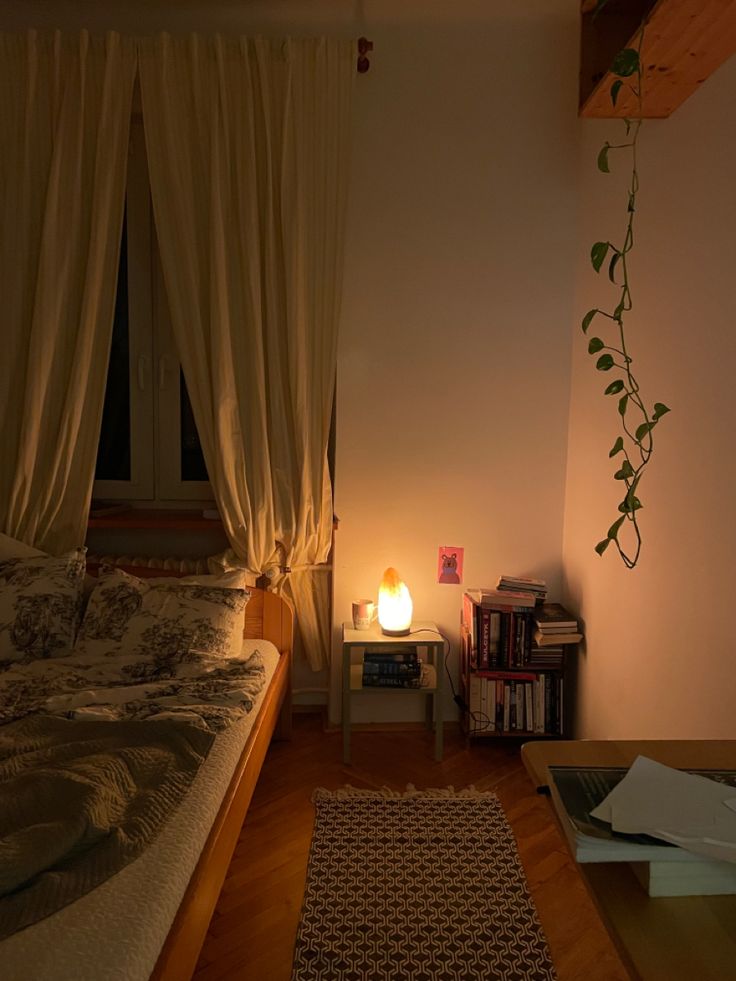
[485,678,495,732]
[495,679,504,731]
[499,613,509,669]
[525,682,533,734]
[489,611,500,668]
[536,675,545,734]
[544,673,552,734]
[480,608,491,670]
[503,683,511,732]
[515,682,524,731]
[557,676,564,735]
[462,595,478,668]
[509,680,517,730]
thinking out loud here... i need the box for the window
[94,119,212,505]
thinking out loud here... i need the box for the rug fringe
[311,784,497,802]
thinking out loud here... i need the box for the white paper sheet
[590,756,736,864]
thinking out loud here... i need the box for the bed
[0,553,293,981]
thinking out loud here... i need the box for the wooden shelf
[466,730,562,739]
[87,509,222,531]
[580,0,736,118]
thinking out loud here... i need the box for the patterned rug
[291,786,556,980]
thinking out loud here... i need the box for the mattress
[0,640,281,981]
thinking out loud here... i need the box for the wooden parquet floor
[194,712,629,981]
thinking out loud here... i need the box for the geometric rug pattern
[291,787,556,980]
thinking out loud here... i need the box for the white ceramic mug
[352,599,377,630]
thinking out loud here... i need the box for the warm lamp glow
[377,567,413,636]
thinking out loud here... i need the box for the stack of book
[496,574,547,603]
[532,603,582,667]
[362,648,422,688]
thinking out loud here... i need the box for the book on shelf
[534,603,578,630]
[497,574,547,601]
[527,647,564,669]
[465,672,562,736]
[363,649,418,664]
[534,629,582,647]
[465,588,536,609]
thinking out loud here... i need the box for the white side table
[341,620,445,764]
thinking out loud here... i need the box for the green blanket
[0,714,214,940]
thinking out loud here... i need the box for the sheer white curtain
[0,30,137,553]
[139,35,354,669]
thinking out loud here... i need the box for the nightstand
[341,620,445,764]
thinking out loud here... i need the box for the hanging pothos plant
[581,10,670,569]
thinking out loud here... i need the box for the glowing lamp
[378,567,413,636]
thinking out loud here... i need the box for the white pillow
[0,533,45,561]
[0,549,87,663]
[76,566,249,663]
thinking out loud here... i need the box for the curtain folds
[0,30,136,554]
[138,35,354,670]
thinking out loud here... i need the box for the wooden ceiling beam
[580,0,736,117]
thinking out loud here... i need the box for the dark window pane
[180,371,209,481]
[95,215,131,481]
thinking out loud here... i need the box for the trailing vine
[582,13,670,569]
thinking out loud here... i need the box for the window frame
[93,117,214,508]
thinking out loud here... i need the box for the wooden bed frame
[151,586,293,981]
[87,565,294,981]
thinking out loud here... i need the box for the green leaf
[618,394,629,415]
[628,193,636,213]
[588,337,605,354]
[605,379,625,396]
[624,117,632,135]
[597,143,611,173]
[607,515,626,539]
[611,48,639,78]
[595,538,611,556]
[591,241,609,273]
[635,421,654,441]
[614,460,635,480]
[653,402,671,420]
[609,436,624,457]
[608,252,620,284]
[610,79,623,107]
[581,309,598,334]
[596,353,614,371]
[619,496,642,513]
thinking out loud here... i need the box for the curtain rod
[357,36,373,73]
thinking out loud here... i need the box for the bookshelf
[460,591,576,740]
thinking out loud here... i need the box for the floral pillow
[0,549,87,663]
[75,566,249,663]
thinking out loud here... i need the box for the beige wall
[563,56,736,739]
[1,0,581,720]
[332,2,580,722]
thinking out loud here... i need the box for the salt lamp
[377,567,413,636]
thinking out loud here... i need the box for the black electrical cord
[407,627,494,732]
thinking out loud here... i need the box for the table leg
[434,643,443,761]
[342,648,351,764]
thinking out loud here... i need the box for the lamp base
[381,626,411,637]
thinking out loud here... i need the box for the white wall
[563,56,736,738]
[332,2,581,722]
[1,0,581,721]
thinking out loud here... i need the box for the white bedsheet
[0,640,281,981]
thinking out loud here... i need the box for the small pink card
[437,546,464,585]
